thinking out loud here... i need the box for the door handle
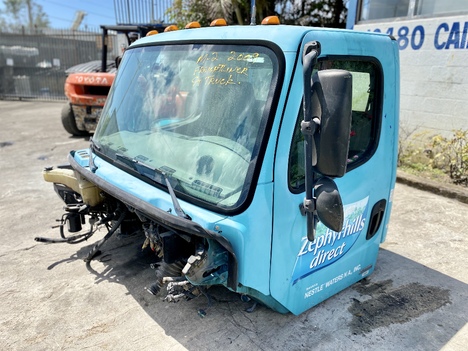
[366,199,386,240]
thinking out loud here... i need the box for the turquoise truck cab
[40,19,399,315]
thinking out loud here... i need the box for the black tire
[61,103,88,136]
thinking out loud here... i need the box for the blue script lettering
[434,22,468,50]
[434,22,449,49]
[371,21,468,50]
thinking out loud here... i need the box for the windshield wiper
[115,154,191,220]
[115,153,136,169]
[162,172,191,220]
[89,137,101,173]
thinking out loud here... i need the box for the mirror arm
[300,118,320,136]
[302,41,321,242]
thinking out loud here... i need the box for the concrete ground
[0,100,467,351]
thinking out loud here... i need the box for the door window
[288,58,382,191]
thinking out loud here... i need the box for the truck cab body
[43,23,399,315]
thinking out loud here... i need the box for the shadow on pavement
[47,231,468,351]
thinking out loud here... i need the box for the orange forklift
[61,24,167,136]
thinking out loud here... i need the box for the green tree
[166,0,211,28]
[277,0,347,28]
[167,0,347,28]
[0,0,49,31]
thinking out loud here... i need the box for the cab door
[270,32,399,315]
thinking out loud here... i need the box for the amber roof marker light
[164,25,179,32]
[145,30,158,37]
[185,22,201,29]
[261,16,280,25]
[210,18,227,27]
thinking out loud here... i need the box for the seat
[198,82,257,142]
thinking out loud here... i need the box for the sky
[0,0,173,29]
[36,0,116,29]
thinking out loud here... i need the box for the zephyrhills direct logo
[292,197,369,284]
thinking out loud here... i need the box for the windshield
[93,43,279,211]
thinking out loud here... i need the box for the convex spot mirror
[311,69,353,178]
[315,177,344,232]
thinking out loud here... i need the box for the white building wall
[355,15,468,137]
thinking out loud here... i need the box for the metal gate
[0,28,115,101]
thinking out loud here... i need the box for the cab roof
[134,24,392,54]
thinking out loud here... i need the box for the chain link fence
[0,27,117,101]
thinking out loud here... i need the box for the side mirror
[311,69,353,177]
[315,177,344,232]
[301,42,352,241]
